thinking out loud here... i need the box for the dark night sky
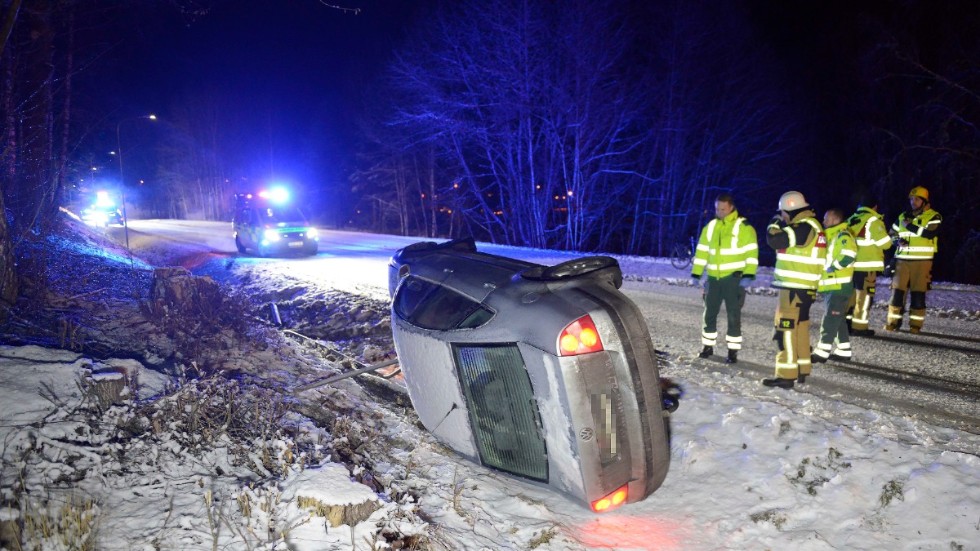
[85,0,429,200]
[78,1,975,223]
[89,1,886,187]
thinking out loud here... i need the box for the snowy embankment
[1,217,978,550]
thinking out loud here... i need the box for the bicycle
[670,235,697,270]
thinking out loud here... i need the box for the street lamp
[116,114,157,249]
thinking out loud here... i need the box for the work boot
[885,305,903,331]
[811,354,827,364]
[909,326,921,335]
[829,354,851,362]
[851,328,875,337]
[725,350,738,364]
[797,373,808,384]
[698,345,713,359]
[762,377,795,389]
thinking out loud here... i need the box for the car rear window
[394,276,494,331]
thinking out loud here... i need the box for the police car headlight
[306,227,318,239]
[263,229,282,242]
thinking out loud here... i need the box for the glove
[739,277,751,288]
[691,276,702,288]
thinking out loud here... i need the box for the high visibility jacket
[892,208,941,260]
[846,206,892,272]
[818,222,857,292]
[768,210,826,290]
[691,210,759,279]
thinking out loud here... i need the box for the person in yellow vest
[845,196,892,336]
[762,191,826,389]
[813,208,857,362]
[886,186,942,333]
[690,193,759,364]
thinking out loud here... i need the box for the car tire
[235,236,246,254]
[304,243,318,256]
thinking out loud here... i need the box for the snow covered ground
[1,218,978,550]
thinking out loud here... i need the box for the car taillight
[558,315,604,356]
[591,484,628,513]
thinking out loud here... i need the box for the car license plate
[288,241,303,248]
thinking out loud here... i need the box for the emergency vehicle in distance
[232,187,319,257]
[81,190,125,227]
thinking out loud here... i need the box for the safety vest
[846,207,892,272]
[893,208,940,260]
[773,213,826,290]
[691,210,759,279]
[818,222,857,292]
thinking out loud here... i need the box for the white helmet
[779,191,809,211]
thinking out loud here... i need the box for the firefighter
[813,208,857,362]
[845,196,892,336]
[690,193,759,364]
[886,186,942,333]
[762,191,826,389]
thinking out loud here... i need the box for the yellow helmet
[909,186,929,201]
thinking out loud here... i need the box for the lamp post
[116,114,156,249]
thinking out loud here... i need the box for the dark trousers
[701,274,746,350]
[816,287,853,359]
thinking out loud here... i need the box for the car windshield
[259,206,306,224]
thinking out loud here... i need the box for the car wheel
[235,236,246,254]
[304,243,318,256]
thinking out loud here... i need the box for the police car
[232,188,319,256]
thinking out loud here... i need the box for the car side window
[394,275,494,331]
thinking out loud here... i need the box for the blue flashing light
[95,190,115,208]
[258,186,290,205]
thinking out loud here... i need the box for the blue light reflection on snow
[46,234,152,270]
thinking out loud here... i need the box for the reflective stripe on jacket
[893,208,941,260]
[691,210,759,279]
[846,207,892,271]
[818,222,857,292]
[772,214,826,290]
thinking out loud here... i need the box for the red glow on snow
[565,514,686,550]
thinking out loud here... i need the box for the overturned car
[387,238,677,512]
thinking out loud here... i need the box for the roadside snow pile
[0,218,434,549]
[0,345,431,550]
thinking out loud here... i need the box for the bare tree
[384,0,656,251]
[154,93,234,220]
[625,0,796,257]
[0,0,23,306]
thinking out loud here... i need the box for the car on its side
[387,238,676,512]
[232,193,318,257]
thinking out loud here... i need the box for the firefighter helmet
[909,186,929,201]
[778,191,809,211]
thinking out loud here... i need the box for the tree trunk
[0,1,21,308]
